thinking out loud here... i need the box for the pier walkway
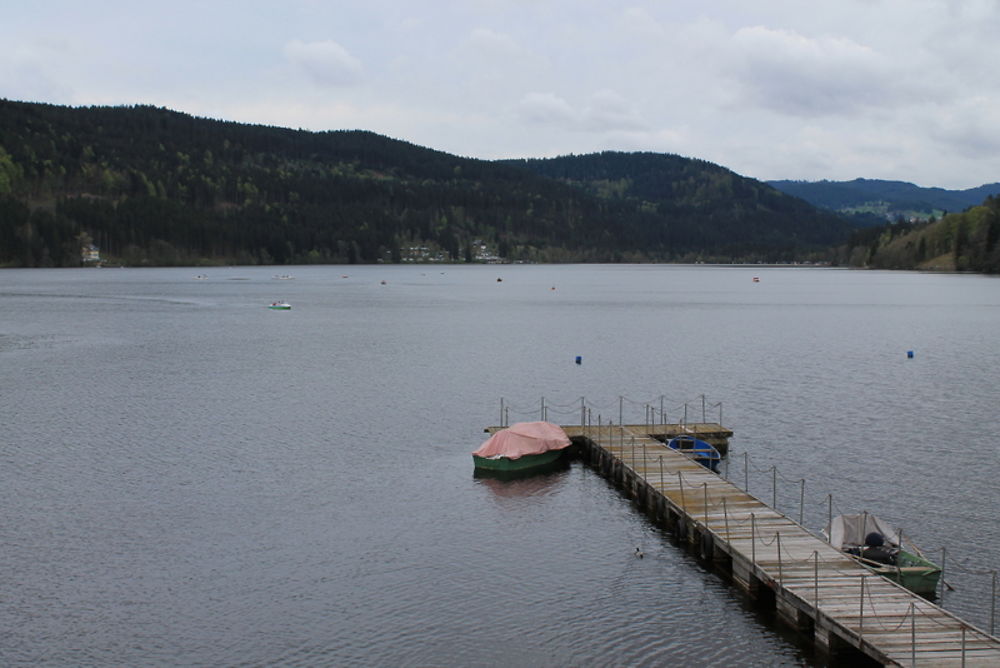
[559,424,1000,666]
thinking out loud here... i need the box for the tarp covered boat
[473,422,572,472]
[824,512,942,597]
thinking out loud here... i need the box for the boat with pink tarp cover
[472,421,572,472]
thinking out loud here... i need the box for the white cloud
[618,7,668,39]
[728,25,898,117]
[1,51,72,103]
[464,27,524,57]
[927,96,1000,159]
[284,39,363,87]
[516,89,647,133]
[516,92,576,125]
[583,89,648,132]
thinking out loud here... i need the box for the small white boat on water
[268,301,291,310]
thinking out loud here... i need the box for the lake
[3,264,999,666]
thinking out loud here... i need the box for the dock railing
[726,447,1000,636]
[575,424,1000,665]
[498,393,723,428]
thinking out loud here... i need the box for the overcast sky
[4,1,999,189]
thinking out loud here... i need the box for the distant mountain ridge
[0,99,857,267]
[767,178,1000,222]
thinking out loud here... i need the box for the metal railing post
[703,482,709,527]
[723,498,730,543]
[678,471,686,511]
[827,494,833,536]
[799,479,805,525]
[991,570,997,636]
[751,513,756,564]
[814,551,819,609]
[744,452,749,492]
[777,532,783,586]
[859,575,865,640]
[772,465,777,509]
[941,546,948,604]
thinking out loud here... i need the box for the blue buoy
[575,356,582,365]
[907,350,914,359]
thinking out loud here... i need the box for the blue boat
[667,434,721,472]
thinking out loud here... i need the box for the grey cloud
[284,39,363,87]
[515,92,576,125]
[729,26,900,117]
[516,90,648,133]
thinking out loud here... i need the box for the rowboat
[667,434,721,472]
[473,422,572,473]
[825,513,942,597]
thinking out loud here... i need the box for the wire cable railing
[496,394,724,428]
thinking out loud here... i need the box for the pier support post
[813,618,851,660]
[731,555,760,597]
[776,593,812,634]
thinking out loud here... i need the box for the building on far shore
[82,244,100,265]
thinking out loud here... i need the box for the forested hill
[768,178,1000,224]
[835,195,1000,273]
[507,152,853,256]
[0,99,856,267]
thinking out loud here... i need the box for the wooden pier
[533,424,1000,666]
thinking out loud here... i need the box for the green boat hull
[472,449,563,472]
[868,550,942,597]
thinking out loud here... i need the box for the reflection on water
[473,456,572,487]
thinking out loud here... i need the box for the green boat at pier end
[826,512,942,598]
[473,422,571,474]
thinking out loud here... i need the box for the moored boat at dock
[473,421,572,472]
[666,434,721,472]
[825,512,942,597]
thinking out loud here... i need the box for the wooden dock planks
[567,424,1000,667]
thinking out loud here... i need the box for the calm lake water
[3,264,999,666]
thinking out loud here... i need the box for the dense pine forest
[836,195,1000,273]
[1,99,857,267]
